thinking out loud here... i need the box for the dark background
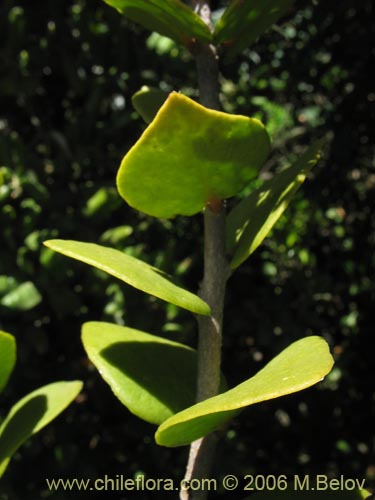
[0,0,374,498]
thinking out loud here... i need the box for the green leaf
[117,92,271,218]
[214,0,295,60]
[43,239,210,316]
[0,380,82,478]
[132,86,169,124]
[249,486,371,499]
[82,322,224,424]
[0,281,42,311]
[226,140,324,269]
[101,0,212,45]
[156,336,333,447]
[0,331,16,394]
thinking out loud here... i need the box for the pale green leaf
[227,140,324,269]
[156,336,333,447]
[101,0,212,45]
[43,239,210,316]
[0,331,16,394]
[214,0,295,60]
[117,92,271,218]
[0,381,82,478]
[82,322,225,424]
[132,86,169,124]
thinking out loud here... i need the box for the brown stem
[180,3,229,499]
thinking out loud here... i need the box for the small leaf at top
[214,0,295,60]
[0,380,82,478]
[226,140,324,269]
[82,322,226,425]
[117,92,271,218]
[44,239,210,316]
[101,0,212,46]
[0,331,16,394]
[156,336,333,447]
[132,86,169,124]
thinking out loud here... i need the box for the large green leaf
[214,0,295,60]
[249,486,371,499]
[226,140,324,269]
[44,239,210,316]
[0,331,16,394]
[101,0,212,45]
[82,322,226,424]
[117,92,271,218]
[0,380,82,478]
[156,336,333,447]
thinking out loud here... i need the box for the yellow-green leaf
[0,331,16,394]
[0,381,82,478]
[156,336,333,447]
[44,239,210,316]
[82,322,222,424]
[117,92,271,218]
[227,140,324,269]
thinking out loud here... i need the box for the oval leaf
[102,0,212,45]
[0,331,16,394]
[82,322,221,424]
[117,92,271,218]
[156,336,334,447]
[227,140,324,269]
[44,239,210,316]
[132,86,169,124]
[0,380,82,478]
[214,0,295,60]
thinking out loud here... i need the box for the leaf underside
[43,239,210,316]
[156,336,333,447]
[82,322,226,424]
[226,139,324,269]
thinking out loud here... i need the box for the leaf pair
[102,0,295,59]
[81,322,333,447]
[0,330,82,478]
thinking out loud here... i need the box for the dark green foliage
[0,0,373,497]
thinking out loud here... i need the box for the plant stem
[181,3,229,499]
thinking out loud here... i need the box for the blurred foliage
[0,0,374,498]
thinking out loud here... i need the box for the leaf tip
[43,239,58,249]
